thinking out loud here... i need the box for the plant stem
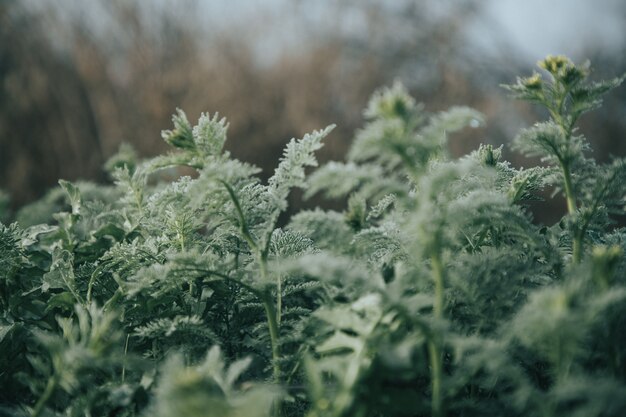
[103,288,123,312]
[220,180,258,252]
[31,375,57,417]
[262,291,282,417]
[429,250,445,417]
[276,275,282,327]
[262,291,281,383]
[256,229,282,383]
[87,266,103,303]
[428,340,443,417]
[122,333,130,383]
[560,161,582,263]
[221,180,282,413]
[562,166,576,215]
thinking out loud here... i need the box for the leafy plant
[1,56,624,417]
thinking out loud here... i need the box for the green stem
[560,161,581,263]
[428,340,444,417]
[263,291,282,417]
[257,230,281,383]
[220,180,282,413]
[561,163,577,215]
[122,333,130,383]
[31,375,57,417]
[276,275,282,327]
[178,229,186,252]
[549,79,581,264]
[262,295,281,382]
[220,181,258,252]
[429,250,445,417]
[103,288,123,312]
[86,266,102,303]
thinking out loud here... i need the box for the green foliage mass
[1,56,625,417]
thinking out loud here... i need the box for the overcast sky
[23,0,626,65]
[475,0,626,60]
[198,0,626,63]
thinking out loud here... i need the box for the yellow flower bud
[522,73,543,90]
[538,55,572,75]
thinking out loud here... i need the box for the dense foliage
[1,56,625,417]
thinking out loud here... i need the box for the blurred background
[1,0,625,221]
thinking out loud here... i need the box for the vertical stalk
[31,375,57,417]
[428,250,445,417]
[258,250,282,417]
[258,256,281,383]
[561,164,576,215]
[560,161,581,263]
[262,293,281,383]
[122,333,130,383]
[222,180,282,414]
[276,275,282,327]
[428,342,443,417]
[257,228,281,384]
[262,289,282,417]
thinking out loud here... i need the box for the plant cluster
[1,56,625,417]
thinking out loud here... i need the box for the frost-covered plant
[1,56,624,417]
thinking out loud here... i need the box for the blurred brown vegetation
[1,0,625,223]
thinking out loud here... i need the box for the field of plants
[1,56,626,417]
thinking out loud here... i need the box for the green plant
[1,56,625,417]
